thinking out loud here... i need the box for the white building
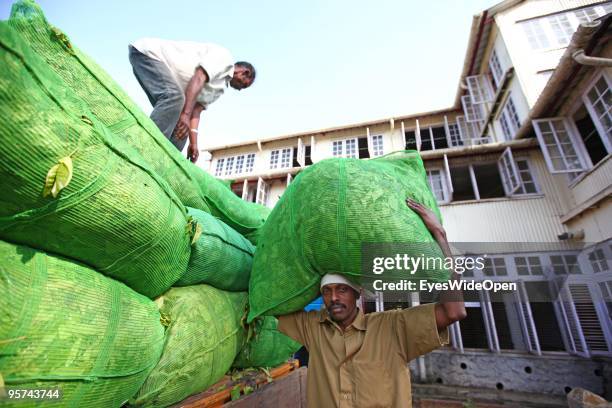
[204,0,612,402]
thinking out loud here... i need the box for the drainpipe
[572,49,612,67]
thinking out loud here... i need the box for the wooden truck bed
[172,360,306,408]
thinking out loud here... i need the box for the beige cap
[320,274,361,293]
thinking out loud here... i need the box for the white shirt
[131,38,235,107]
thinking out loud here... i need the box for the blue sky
[0,0,498,149]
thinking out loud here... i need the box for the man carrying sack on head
[278,199,466,407]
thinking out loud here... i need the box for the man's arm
[277,311,315,348]
[174,67,208,140]
[405,198,467,330]
[187,103,204,163]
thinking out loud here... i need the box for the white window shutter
[554,280,590,357]
[568,283,609,353]
[498,147,521,195]
[450,322,464,352]
[256,177,268,206]
[462,95,483,123]
[415,120,422,151]
[443,154,453,195]
[310,136,316,163]
[480,290,501,352]
[533,118,588,173]
[514,281,541,355]
[366,127,374,157]
[241,179,248,200]
[297,138,305,167]
[466,75,494,104]
[443,116,453,148]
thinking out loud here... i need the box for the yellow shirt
[278,303,449,408]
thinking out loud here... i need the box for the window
[583,74,611,149]
[589,249,609,273]
[235,155,245,174]
[521,6,610,51]
[533,118,588,173]
[224,157,235,176]
[371,135,384,157]
[426,169,448,203]
[489,49,504,88]
[460,304,490,349]
[346,139,357,158]
[358,137,370,159]
[461,95,483,123]
[472,163,505,199]
[296,138,306,167]
[449,165,477,201]
[575,8,599,24]
[269,150,280,169]
[456,116,483,143]
[404,130,417,150]
[214,158,225,176]
[431,126,448,150]
[443,150,535,202]
[482,257,507,276]
[280,148,292,168]
[551,254,581,275]
[599,281,612,322]
[498,147,521,195]
[332,139,358,158]
[521,19,549,50]
[245,153,255,173]
[515,159,539,194]
[524,281,565,352]
[548,13,574,46]
[448,123,463,146]
[515,256,543,276]
[499,112,513,141]
[305,145,313,165]
[255,177,270,206]
[499,95,521,140]
[466,75,494,104]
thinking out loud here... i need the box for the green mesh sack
[232,317,302,369]
[248,152,450,321]
[176,207,255,291]
[0,23,191,298]
[0,240,165,408]
[131,286,247,407]
[8,0,270,243]
[187,165,270,244]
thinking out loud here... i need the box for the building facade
[203,0,612,401]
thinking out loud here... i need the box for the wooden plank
[226,368,307,408]
[172,360,300,408]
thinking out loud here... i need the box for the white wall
[494,0,605,108]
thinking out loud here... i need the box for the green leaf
[43,156,73,198]
[230,385,241,401]
[191,222,202,245]
[243,385,254,396]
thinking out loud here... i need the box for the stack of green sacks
[0,22,191,298]
[0,240,165,408]
[7,0,270,245]
[248,153,451,322]
[1,2,299,407]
